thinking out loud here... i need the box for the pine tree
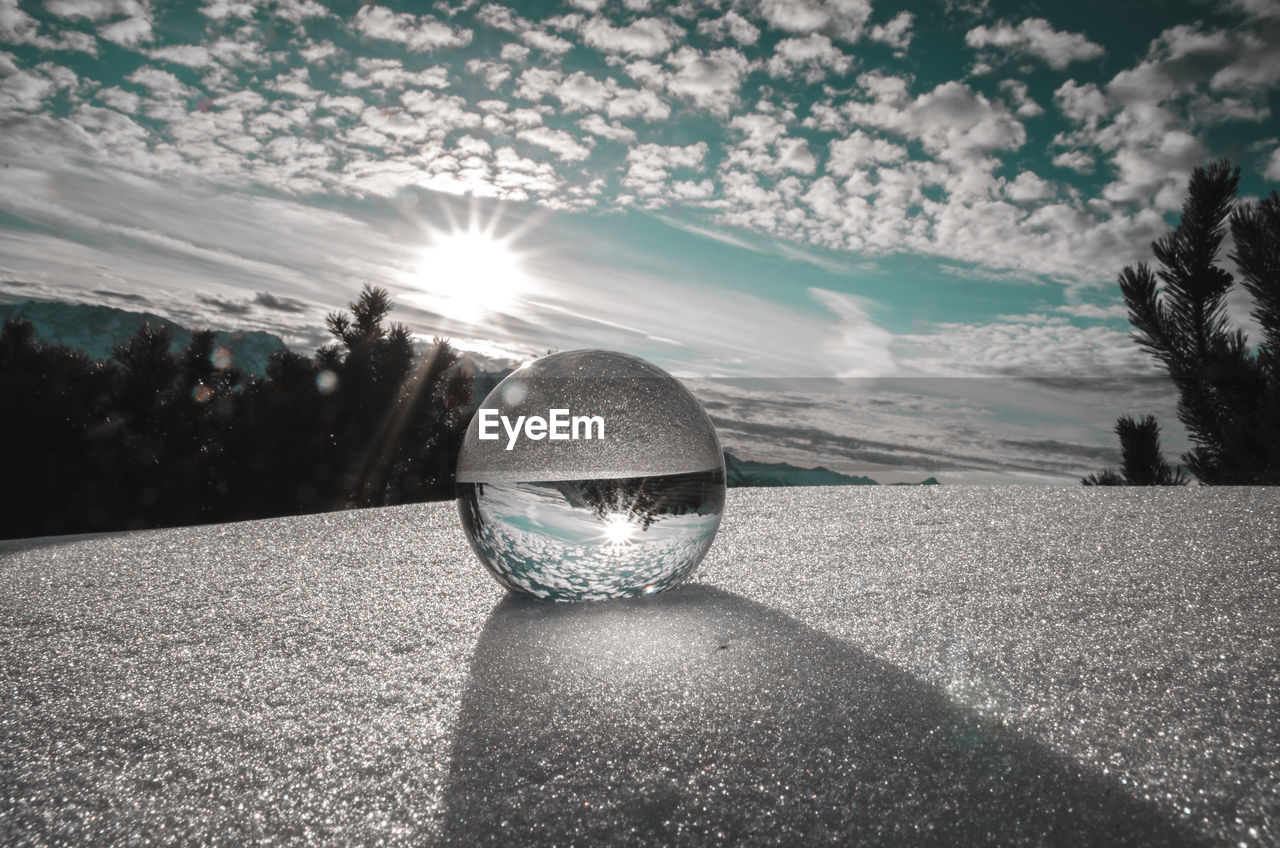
[1085,159,1280,485]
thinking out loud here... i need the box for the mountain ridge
[0,299,287,377]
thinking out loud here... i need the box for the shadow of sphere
[440,585,1204,846]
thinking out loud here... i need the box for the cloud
[867,11,914,52]
[521,28,573,54]
[766,34,852,81]
[44,0,145,20]
[516,126,593,161]
[665,46,751,116]
[0,0,98,53]
[577,113,636,142]
[827,130,906,175]
[465,58,512,88]
[353,6,472,51]
[999,79,1043,117]
[340,58,449,91]
[147,44,213,67]
[1267,146,1280,181]
[697,11,760,45]
[965,18,1104,69]
[581,16,681,56]
[809,288,896,377]
[197,292,252,314]
[1004,171,1053,203]
[897,313,1155,377]
[621,141,707,196]
[94,85,140,113]
[1051,150,1095,172]
[254,291,307,312]
[758,0,871,41]
[843,77,1026,163]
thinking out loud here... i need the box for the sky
[1,0,1277,482]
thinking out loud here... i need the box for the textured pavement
[2,488,1277,846]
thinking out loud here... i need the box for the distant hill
[0,300,287,377]
[724,451,937,487]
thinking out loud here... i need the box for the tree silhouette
[1086,160,1280,485]
[1083,415,1188,486]
[0,285,472,539]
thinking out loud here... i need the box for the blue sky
[1,0,1277,481]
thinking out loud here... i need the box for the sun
[407,224,532,323]
[602,514,637,547]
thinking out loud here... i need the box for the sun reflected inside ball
[602,514,637,547]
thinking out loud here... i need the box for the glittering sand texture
[1,488,1277,846]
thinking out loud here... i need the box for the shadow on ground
[441,584,1203,846]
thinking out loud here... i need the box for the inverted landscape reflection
[458,468,725,601]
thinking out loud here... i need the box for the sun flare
[407,224,532,323]
[602,514,637,547]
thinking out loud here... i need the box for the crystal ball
[456,350,726,601]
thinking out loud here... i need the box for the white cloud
[827,130,907,175]
[843,77,1026,164]
[581,16,681,57]
[148,44,214,67]
[45,0,145,20]
[1058,303,1127,320]
[197,0,254,20]
[47,0,154,47]
[353,6,472,52]
[0,0,98,53]
[766,34,851,81]
[126,65,190,98]
[340,58,448,92]
[665,46,751,116]
[516,126,593,161]
[1052,150,1095,172]
[274,0,329,23]
[465,58,512,89]
[555,70,610,112]
[809,288,896,377]
[867,11,914,52]
[622,141,707,195]
[1054,80,1108,124]
[965,18,1104,69]
[606,85,669,121]
[1267,146,1280,181]
[697,11,760,45]
[95,85,140,113]
[514,66,562,101]
[899,314,1153,377]
[758,0,871,41]
[0,69,53,111]
[475,3,522,32]
[577,113,636,142]
[999,79,1043,117]
[99,15,152,47]
[1005,171,1053,202]
[521,29,573,54]
[499,42,529,62]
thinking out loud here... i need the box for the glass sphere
[456,350,726,601]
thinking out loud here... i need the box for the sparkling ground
[1,488,1277,846]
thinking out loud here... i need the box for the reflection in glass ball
[455,350,726,601]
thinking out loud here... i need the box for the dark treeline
[0,285,472,540]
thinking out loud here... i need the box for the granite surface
[1,488,1277,846]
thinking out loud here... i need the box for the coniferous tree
[0,285,475,539]
[1082,415,1188,486]
[1087,159,1280,485]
